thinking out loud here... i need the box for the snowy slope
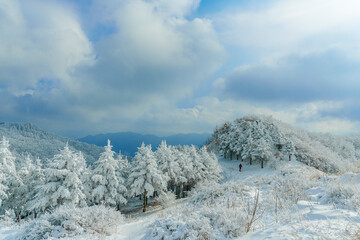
[0,159,360,240]
[220,159,360,239]
[108,159,360,239]
[0,122,103,164]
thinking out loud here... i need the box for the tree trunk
[117,204,120,211]
[237,155,239,160]
[139,194,142,200]
[250,157,252,165]
[261,158,264,168]
[230,151,232,160]
[34,212,37,219]
[289,154,291,161]
[16,210,22,223]
[143,189,147,212]
[179,183,183,199]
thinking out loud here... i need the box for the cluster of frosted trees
[210,117,295,168]
[0,137,221,218]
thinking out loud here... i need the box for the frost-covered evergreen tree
[155,141,180,190]
[187,145,206,185]
[241,126,254,165]
[29,144,87,212]
[12,155,33,218]
[172,146,193,198]
[91,140,127,209]
[0,137,21,211]
[0,170,6,208]
[282,140,295,161]
[25,158,44,217]
[127,143,166,212]
[252,138,272,168]
[199,147,222,182]
[115,151,129,210]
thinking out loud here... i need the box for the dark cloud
[221,50,360,103]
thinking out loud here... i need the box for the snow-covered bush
[146,210,215,240]
[321,182,360,211]
[189,180,250,204]
[269,173,309,206]
[21,205,124,239]
[156,191,176,209]
[145,181,259,239]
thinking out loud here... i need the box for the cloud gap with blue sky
[1,0,360,137]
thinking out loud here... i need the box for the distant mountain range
[0,121,211,163]
[78,132,211,156]
[0,122,103,164]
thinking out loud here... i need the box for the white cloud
[0,0,94,92]
[216,0,360,62]
[139,97,360,136]
[73,0,225,107]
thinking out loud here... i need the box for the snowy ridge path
[219,158,277,183]
[109,218,150,240]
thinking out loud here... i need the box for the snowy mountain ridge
[0,122,103,164]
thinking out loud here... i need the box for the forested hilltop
[208,115,360,173]
[0,122,103,164]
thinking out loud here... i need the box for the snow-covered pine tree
[155,140,180,191]
[172,146,193,198]
[217,122,231,158]
[232,123,245,160]
[115,151,128,210]
[29,143,87,212]
[252,138,272,168]
[241,124,254,165]
[187,145,206,185]
[79,152,93,206]
[12,155,34,219]
[199,146,222,182]
[282,140,295,161]
[117,151,130,172]
[91,140,127,209]
[127,143,166,212]
[0,137,21,212]
[25,157,44,218]
[0,170,6,208]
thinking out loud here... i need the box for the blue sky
[1,0,360,138]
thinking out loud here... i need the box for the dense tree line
[209,117,295,168]
[0,137,221,218]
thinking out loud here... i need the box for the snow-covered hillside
[0,122,103,164]
[2,158,360,239]
[209,115,360,173]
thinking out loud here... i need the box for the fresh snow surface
[221,159,360,239]
[0,224,21,240]
[2,158,360,239]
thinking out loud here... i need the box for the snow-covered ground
[2,158,360,239]
[221,159,360,239]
